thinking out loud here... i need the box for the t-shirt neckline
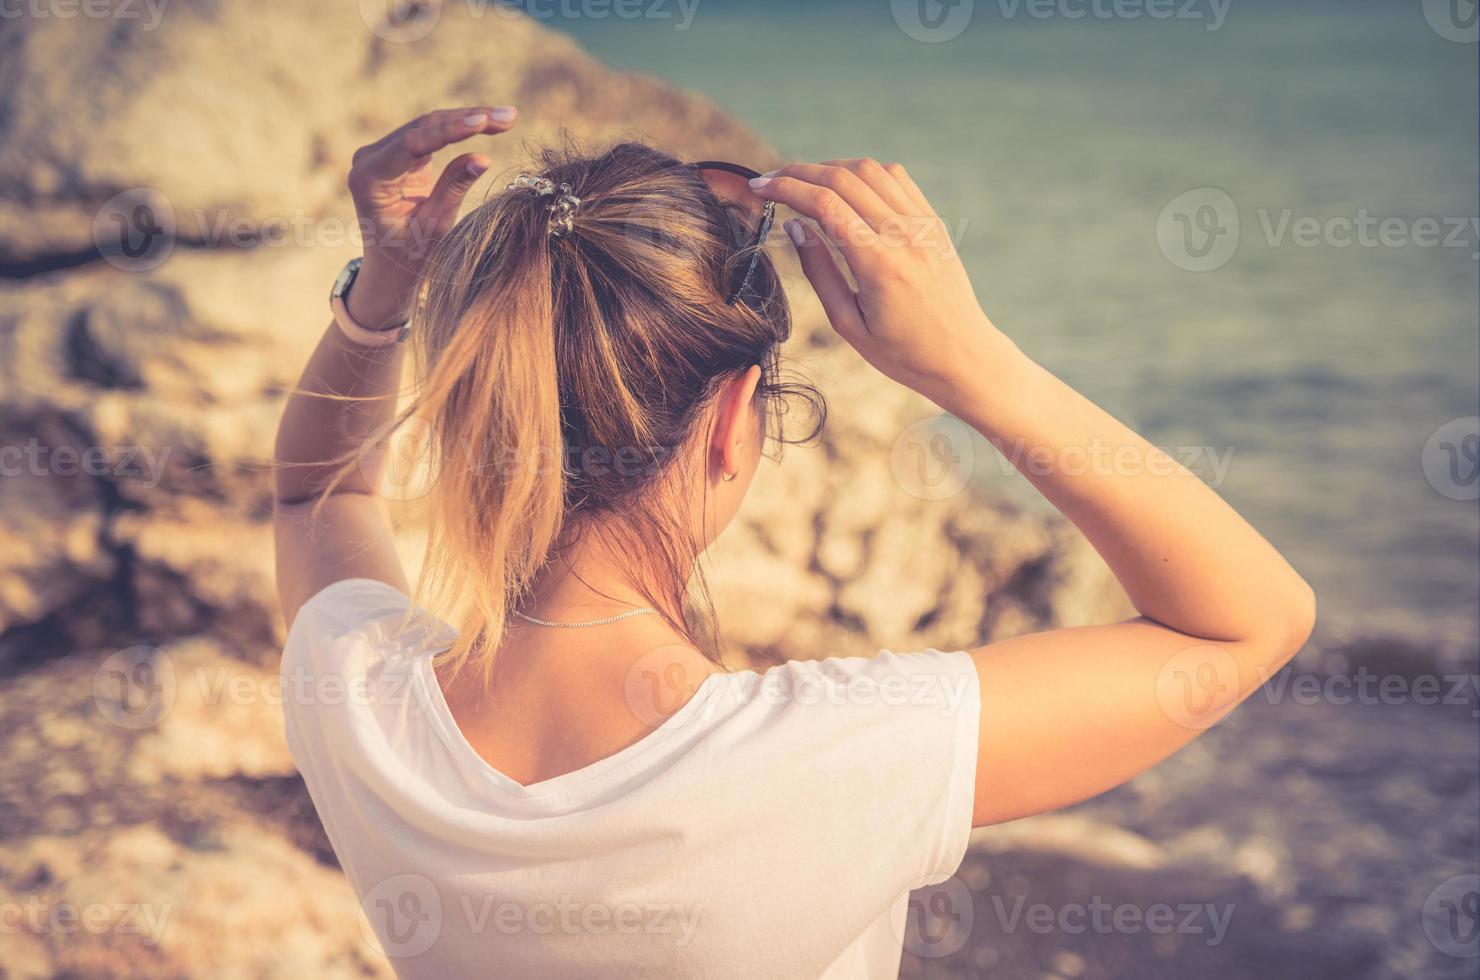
[412,653,730,802]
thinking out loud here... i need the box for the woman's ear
[711,365,763,480]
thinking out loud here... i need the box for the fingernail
[488,106,517,122]
[748,176,772,189]
[466,159,489,177]
[462,113,487,126]
[784,219,807,247]
[761,169,780,178]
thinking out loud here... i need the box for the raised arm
[272,107,517,624]
[752,159,1315,827]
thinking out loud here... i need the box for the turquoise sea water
[545,0,1479,653]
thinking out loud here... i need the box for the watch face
[330,256,363,301]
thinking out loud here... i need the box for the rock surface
[0,2,1130,976]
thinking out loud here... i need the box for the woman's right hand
[344,106,518,329]
[756,162,1318,833]
[749,160,1011,405]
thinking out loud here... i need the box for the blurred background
[0,0,1475,977]
[557,0,1479,652]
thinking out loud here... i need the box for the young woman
[274,107,1314,978]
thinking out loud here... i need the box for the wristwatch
[329,257,410,347]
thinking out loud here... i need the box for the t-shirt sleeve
[280,577,414,686]
[724,648,982,891]
[283,577,418,649]
[278,577,444,772]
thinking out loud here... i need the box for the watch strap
[329,257,409,347]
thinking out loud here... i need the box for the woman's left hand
[343,105,518,328]
[749,158,997,407]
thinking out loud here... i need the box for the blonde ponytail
[405,197,566,675]
[377,142,823,677]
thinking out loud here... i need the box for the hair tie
[506,173,582,238]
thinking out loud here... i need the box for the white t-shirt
[281,578,981,979]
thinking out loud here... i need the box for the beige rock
[0,1,775,265]
[0,465,111,636]
[705,525,833,656]
[125,639,297,784]
[0,642,294,824]
[0,2,1130,976]
[971,812,1169,872]
[0,823,389,979]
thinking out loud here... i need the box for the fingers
[423,152,493,228]
[783,219,867,342]
[818,158,917,214]
[747,158,936,265]
[756,163,896,231]
[748,176,877,262]
[351,106,517,185]
[881,162,934,216]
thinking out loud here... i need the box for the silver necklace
[511,607,658,628]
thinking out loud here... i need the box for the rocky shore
[0,3,1132,976]
[0,3,1471,979]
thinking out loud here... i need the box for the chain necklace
[510,607,658,629]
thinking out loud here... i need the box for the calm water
[545,0,1479,655]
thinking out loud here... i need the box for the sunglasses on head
[692,161,777,307]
